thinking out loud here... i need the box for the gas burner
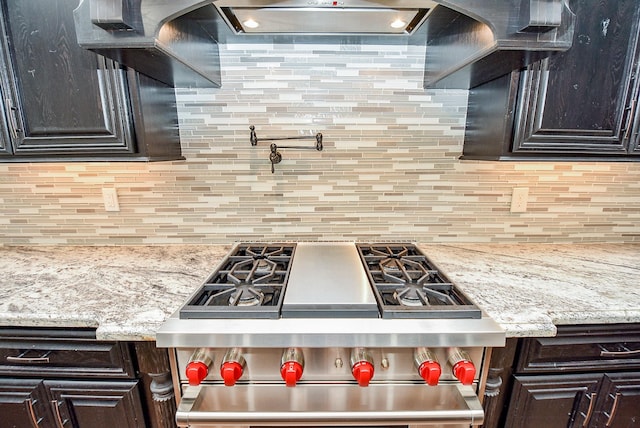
[229,284,266,307]
[394,287,424,307]
[254,258,272,273]
[379,257,437,285]
[356,243,481,319]
[393,283,460,307]
[245,245,288,259]
[228,258,277,284]
[368,245,410,259]
[180,243,296,319]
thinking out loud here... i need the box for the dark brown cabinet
[0,328,176,428]
[593,374,640,427]
[506,374,601,427]
[463,0,640,161]
[0,0,182,161]
[482,324,640,428]
[506,373,640,427]
[46,380,144,428]
[0,378,145,428]
[0,329,146,427]
[0,378,54,427]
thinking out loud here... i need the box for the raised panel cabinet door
[504,374,602,428]
[0,0,135,155]
[0,87,13,155]
[44,379,146,428]
[0,378,54,427]
[512,0,640,154]
[592,373,640,427]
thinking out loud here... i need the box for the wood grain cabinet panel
[0,328,177,428]
[511,0,640,155]
[0,338,135,379]
[516,324,640,374]
[45,380,145,428]
[0,378,54,427]
[505,374,601,428]
[592,373,640,428]
[463,0,640,161]
[482,324,640,428]
[0,0,182,161]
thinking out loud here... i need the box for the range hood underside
[220,7,429,35]
[74,0,575,89]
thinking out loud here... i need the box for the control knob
[185,348,213,386]
[414,347,441,386]
[448,348,476,386]
[350,348,374,387]
[220,348,246,387]
[280,348,305,387]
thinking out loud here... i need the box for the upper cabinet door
[0,0,136,156]
[512,0,640,155]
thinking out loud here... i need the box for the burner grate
[179,243,296,319]
[356,243,481,319]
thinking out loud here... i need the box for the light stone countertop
[418,243,640,337]
[0,245,232,340]
[0,243,638,340]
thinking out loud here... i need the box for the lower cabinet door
[0,378,53,428]
[505,374,602,428]
[44,379,146,428]
[593,373,640,428]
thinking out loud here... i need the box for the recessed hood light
[212,0,438,35]
[243,18,260,28]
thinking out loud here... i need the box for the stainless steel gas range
[157,242,505,428]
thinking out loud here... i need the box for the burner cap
[229,285,265,307]
[254,259,272,273]
[394,287,425,307]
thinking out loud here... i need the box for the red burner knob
[418,360,442,386]
[350,348,375,387]
[351,361,374,387]
[220,361,244,386]
[453,360,476,386]
[220,348,246,387]
[185,348,212,386]
[281,361,304,387]
[414,348,441,386]
[280,348,305,387]
[186,361,209,386]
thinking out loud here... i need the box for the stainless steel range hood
[73,0,575,89]
[212,0,437,35]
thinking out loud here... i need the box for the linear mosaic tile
[0,43,639,245]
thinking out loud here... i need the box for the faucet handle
[269,143,282,173]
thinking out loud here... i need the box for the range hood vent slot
[216,5,431,35]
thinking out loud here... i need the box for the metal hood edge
[73,0,575,89]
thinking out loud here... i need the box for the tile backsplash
[1,43,639,245]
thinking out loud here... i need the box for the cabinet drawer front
[517,324,640,373]
[0,338,135,378]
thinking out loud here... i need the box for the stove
[157,242,505,428]
[178,242,481,320]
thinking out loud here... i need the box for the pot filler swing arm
[250,125,323,173]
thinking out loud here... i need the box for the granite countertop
[0,243,638,340]
[419,243,640,337]
[0,245,232,340]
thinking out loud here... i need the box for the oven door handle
[176,383,484,426]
